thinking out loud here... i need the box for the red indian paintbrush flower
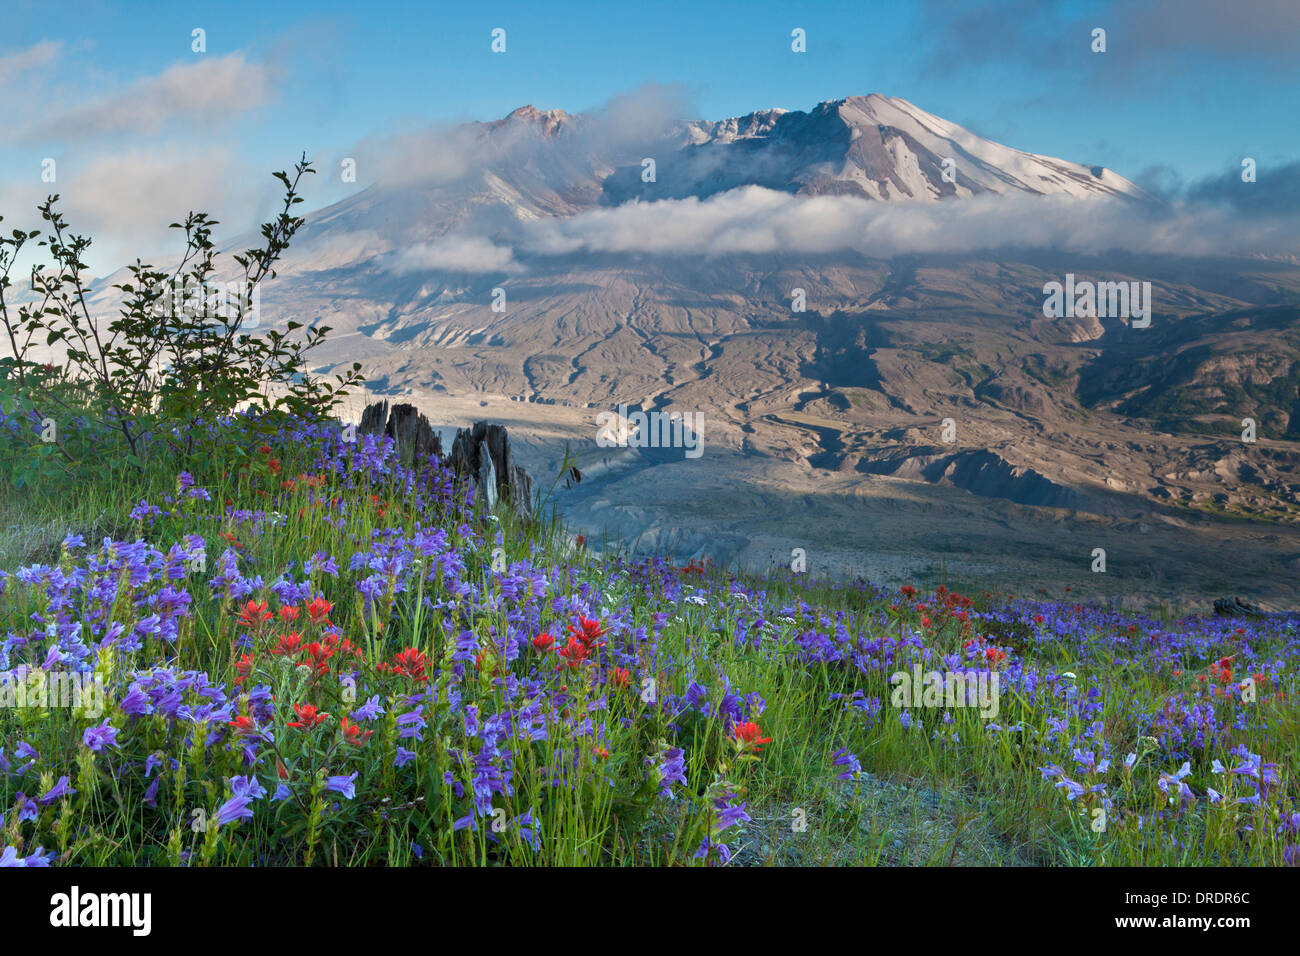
[234,652,255,685]
[732,721,772,752]
[609,667,631,688]
[532,632,556,652]
[304,596,334,624]
[340,715,373,746]
[228,715,258,735]
[238,599,272,630]
[304,642,334,677]
[556,636,592,669]
[397,647,429,679]
[567,617,607,649]
[271,631,303,656]
[288,703,330,728]
[391,647,429,681]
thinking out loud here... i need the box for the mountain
[69,94,1300,605]
[604,94,1152,204]
[293,93,1152,263]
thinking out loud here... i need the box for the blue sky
[2,0,1298,272]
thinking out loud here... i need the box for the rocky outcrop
[358,401,534,520]
[858,448,1096,511]
[975,379,1049,415]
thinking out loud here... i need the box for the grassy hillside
[1,410,1297,866]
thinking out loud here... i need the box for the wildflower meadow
[0,408,1296,871]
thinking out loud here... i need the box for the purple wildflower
[37,776,75,806]
[82,719,119,753]
[325,773,358,799]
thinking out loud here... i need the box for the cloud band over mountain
[511,186,1300,262]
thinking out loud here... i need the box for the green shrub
[0,156,363,491]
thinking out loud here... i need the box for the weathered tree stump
[449,421,534,519]
[358,400,445,461]
[357,401,533,520]
[1213,596,1264,618]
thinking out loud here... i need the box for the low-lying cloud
[515,185,1300,261]
[385,235,519,274]
[334,180,1300,280]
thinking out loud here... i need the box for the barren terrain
[332,383,1300,612]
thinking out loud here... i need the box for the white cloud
[23,53,276,141]
[350,82,693,191]
[0,146,263,272]
[0,40,61,85]
[385,235,519,274]
[297,229,393,271]
[518,186,1300,259]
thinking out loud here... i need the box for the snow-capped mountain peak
[646,93,1150,203]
